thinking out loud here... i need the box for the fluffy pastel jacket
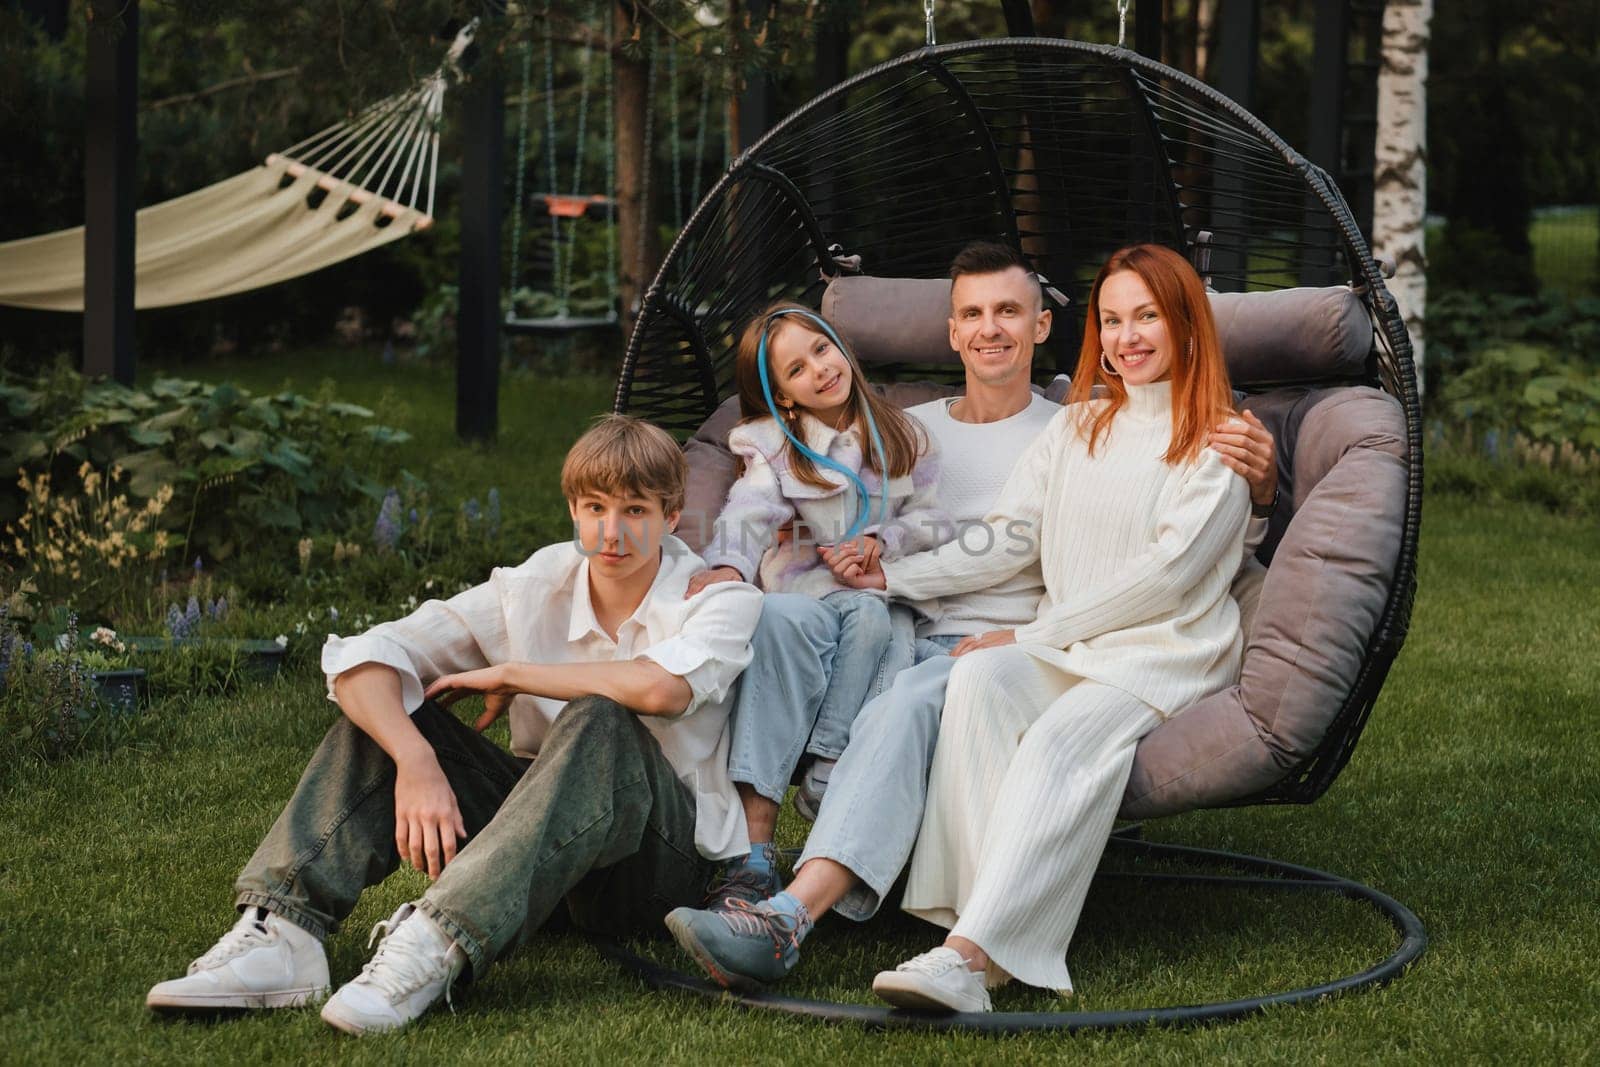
[702,411,950,600]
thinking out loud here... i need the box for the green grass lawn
[4,352,1598,1062]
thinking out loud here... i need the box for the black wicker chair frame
[609,38,1425,1031]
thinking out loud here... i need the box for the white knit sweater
[884,381,1251,715]
[903,393,1062,638]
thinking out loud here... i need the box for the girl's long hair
[1067,244,1234,463]
[732,301,929,490]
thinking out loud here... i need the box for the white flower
[404,594,418,609]
[294,621,308,636]
[91,626,118,647]
[424,579,436,590]
[275,634,288,648]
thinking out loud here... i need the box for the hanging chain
[508,38,533,315]
[555,0,600,317]
[542,5,563,313]
[924,0,937,46]
[1116,0,1130,48]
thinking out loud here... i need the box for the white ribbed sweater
[883,381,1251,715]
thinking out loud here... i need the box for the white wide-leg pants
[900,644,1162,993]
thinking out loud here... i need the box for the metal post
[83,0,138,384]
[1208,0,1258,290]
[1302,0,1350,285]
[1136,0,1163,60]
[457,62,504,442]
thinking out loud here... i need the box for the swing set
[502,3,719,338]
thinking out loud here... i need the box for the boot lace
[359,911,458,1011]
[719,898,809,962]
[190,915,274,974]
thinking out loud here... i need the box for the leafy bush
[1441,342,1600,452]
[0,365,412,573]
[1427,290,1600,385]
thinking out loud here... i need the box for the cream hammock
[0,26,472,312]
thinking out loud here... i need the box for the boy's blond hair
[560,414,686,515]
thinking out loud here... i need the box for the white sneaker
[872,946,992,1013]
[146,908,330,1011]
[320,903,466,1035]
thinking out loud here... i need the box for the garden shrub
[0,364,412,584]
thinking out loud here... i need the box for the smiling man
[146,415,761,1035]
[665,240,1280,991]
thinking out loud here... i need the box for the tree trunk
[614,3,660,340]
[1371,0,1432,388]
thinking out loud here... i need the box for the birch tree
[1372,0,1433,388]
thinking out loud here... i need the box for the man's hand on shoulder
[1208,409,1277,506]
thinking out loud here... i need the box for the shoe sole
[791,789,819,823]
[320,1002,380,1036]
[146,986,329,1012]
[871,973,989,1014]
[663,911,767,993]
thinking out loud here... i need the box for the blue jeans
[726,593,916,804]
[796,635,961,921]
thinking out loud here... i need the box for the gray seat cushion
[821,276,1373,386]
[1119,386,1407,817]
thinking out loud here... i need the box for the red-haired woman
[848,244,1253,1010]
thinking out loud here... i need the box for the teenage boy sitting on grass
[146,415,762,1036]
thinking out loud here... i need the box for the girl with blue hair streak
[689,299,952,821]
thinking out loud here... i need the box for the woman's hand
[425,665,524,732]
[951,629,1017,657]
[685,565,743,599]
[1208,410,1277,507]
[392,753,466,880]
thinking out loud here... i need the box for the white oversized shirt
[321,536,762,860]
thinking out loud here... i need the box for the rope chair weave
[615,38,1422,810]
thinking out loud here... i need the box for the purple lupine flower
[464,498,482,525]
[213,596,228,621]
[486,488,501,539]
[185,596,202,635]
[193,555,203,578]
[0,631,14,695]
[166,603,187,641]
[374,488,403,550]
[63,611,79,653]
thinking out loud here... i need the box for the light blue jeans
[726,592,917,804]
[796,635,961,921]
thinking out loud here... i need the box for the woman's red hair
[1067,243,1234,464]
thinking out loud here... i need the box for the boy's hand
[426,665,524,731]
[684,565,743,599]
[393,755,467,881]
[951,629,1016,657]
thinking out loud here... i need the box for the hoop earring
[1100,351,1120,377]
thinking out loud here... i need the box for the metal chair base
[593,835,1426,1035]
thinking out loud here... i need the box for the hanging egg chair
[606,37,1424,1032]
